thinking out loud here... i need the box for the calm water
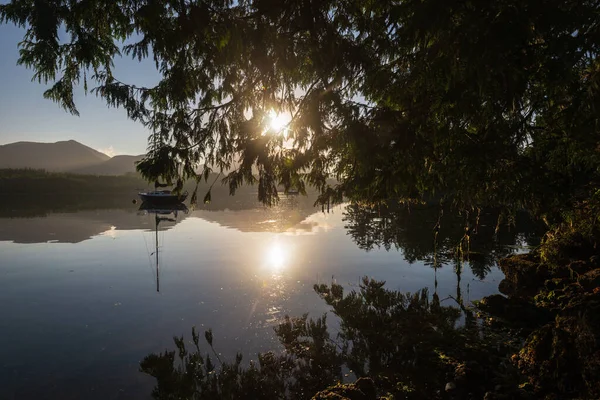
[0,193,538,399]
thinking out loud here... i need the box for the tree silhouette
[2,0,599,216]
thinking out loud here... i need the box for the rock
[312,378,378,400]
[477,295,551,328]
[578,268,600,292]
[568,260,594,275]
[498,254,550,297]
[543,278,566,291]
[544,230,599,267]
[514,293,600,398]
[478,294,509,313]
[498,279,516,296]
[451,361,486,398]
[454,363,468,383]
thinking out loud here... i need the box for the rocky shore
[313,247,600,400]
[479,251,600,399]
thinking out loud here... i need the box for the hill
[70,154,145,175]
[0,140,110,172]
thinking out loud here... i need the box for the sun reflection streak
[101,225,118,239]
[246,239,295,329]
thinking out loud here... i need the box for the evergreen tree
[2,0,599,216]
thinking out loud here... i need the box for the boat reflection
[138,202,189,292]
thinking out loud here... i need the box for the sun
[268,110,291,134]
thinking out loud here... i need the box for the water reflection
[343,202,542,279]
[138,203,189,292]
[0,193,318,243]
[266,240,288,272]
[0,194,540,399]
[140,278,522,399]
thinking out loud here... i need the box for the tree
[2,0,599,216]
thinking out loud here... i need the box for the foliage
[2,0,600,215]
[140,278,525,399]
[539,190,600,268]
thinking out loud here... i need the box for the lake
[0,192,539,399]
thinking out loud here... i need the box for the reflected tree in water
[141,278,523,399]
[141,315,342,399]
[343,202,542,279]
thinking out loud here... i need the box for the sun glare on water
[266,242,288,272]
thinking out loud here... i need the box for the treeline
[0,168,150,194]
[0,169,321,218]
[0,168,325,198]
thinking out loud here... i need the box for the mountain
[0,140,110,172]
[70,154,145,175]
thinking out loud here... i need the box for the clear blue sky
[0,23,159,156]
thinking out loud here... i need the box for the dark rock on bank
[514,293,600,398]
[312,378,378,400]
[497,254,550,297]
[577,268,600,291]
[492,245,600,398]
[477,294,552,329]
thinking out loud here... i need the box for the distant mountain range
[0,140,144,175]
[70,154,145,175]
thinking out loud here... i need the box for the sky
[0,23,158,156]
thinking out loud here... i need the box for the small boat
[138,190,188,205]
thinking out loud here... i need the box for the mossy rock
[478,294,552,329]
[577,268,600,292]
[498,254,550,297]
[312,378,378,400]
[567,260,595,276]
[542,229,600,268]
[514,293,600,398]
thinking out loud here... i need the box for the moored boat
[138,190,188,205]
